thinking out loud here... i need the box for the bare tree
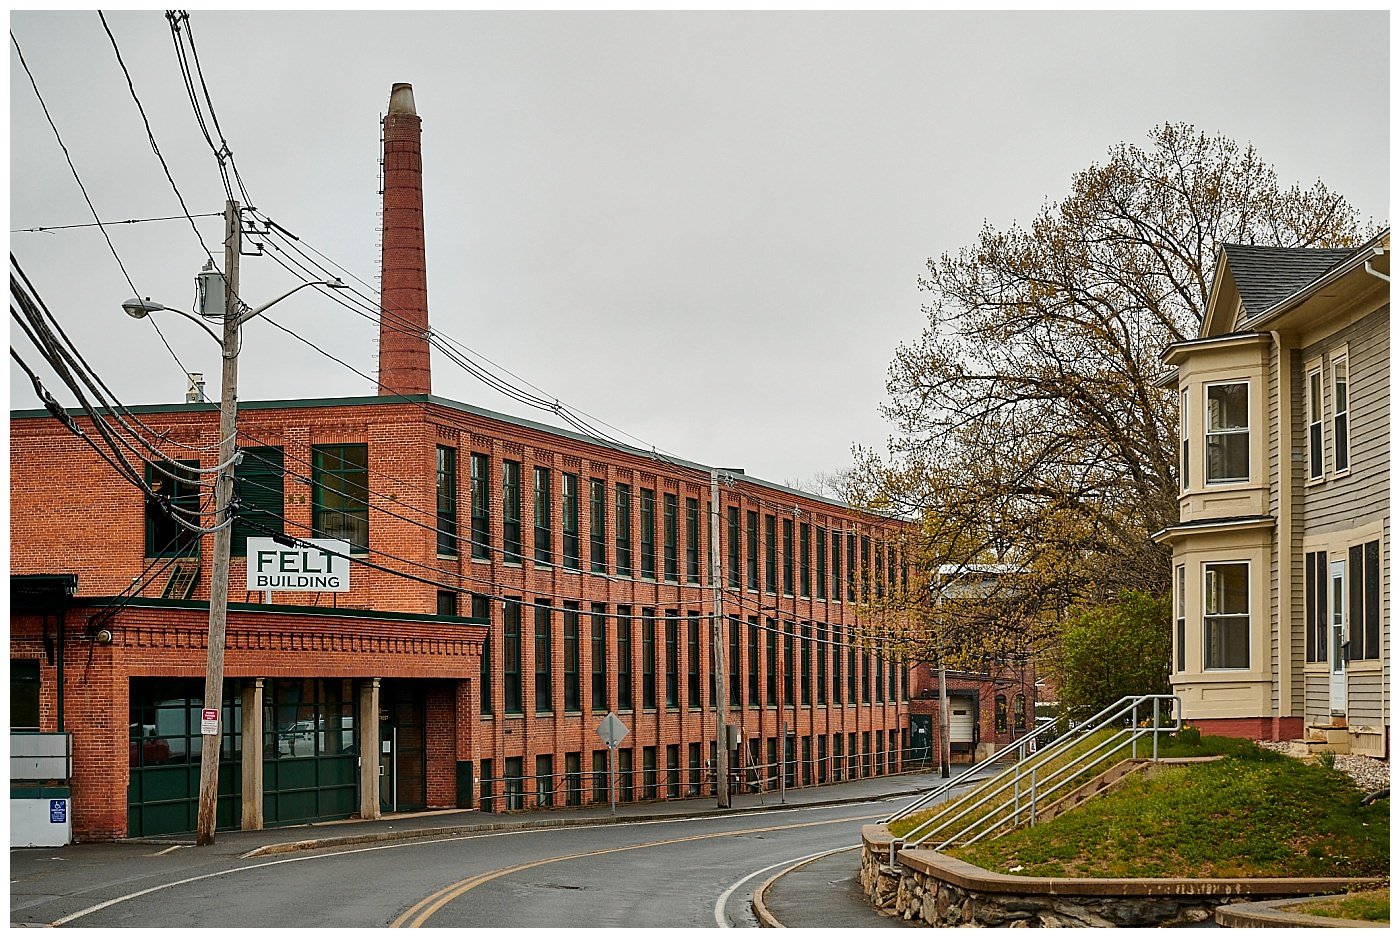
[852,123,1368,661]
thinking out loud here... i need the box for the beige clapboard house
[1157,231,1389,756]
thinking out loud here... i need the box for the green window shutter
[233,447,285,556]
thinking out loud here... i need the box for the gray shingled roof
[1221,243,1357,320]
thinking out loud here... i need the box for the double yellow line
[391,811,883,927]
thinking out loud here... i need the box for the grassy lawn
[943,737,1388,878]
[1287,888,1389,923]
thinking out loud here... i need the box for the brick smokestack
[378,82,432,396]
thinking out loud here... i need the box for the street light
[123,206,346,845]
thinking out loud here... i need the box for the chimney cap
[388,83,417,116]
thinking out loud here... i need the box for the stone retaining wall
[860,825,1384,928]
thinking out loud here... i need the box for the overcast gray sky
[9,10,1390,489]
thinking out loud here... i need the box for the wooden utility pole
[195,200,241,845]
[938,657,951,778]
[709,469,730,808]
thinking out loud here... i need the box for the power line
[98,11,226,285]
[9,28,193,376]
[10,212,224,234]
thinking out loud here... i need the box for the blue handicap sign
[49,799,67,824]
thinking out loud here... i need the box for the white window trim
[1179,388,1190,493]
[1304,359,1325,485]
[1331,347,1351,479]
[1174,564,1186,673]
[1202,559,1251,671]
[1203,379,1251,486]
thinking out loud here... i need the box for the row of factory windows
[440,448,908,599]
[463,597,908,717]
[478,727,908,811]
[144,444,909,603]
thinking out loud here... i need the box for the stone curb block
[1214,896,1389,929]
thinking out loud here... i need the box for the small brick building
[905,663,1039,765]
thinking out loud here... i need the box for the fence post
[1153,697,1161,761]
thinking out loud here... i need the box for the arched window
[994,693,1008,735]
[1013,693,1026,732]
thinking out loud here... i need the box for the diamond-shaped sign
[595,712,628,748]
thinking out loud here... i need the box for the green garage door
[263,678,358,826]
[128,679,241,838]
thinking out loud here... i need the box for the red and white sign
[201,708,219,735]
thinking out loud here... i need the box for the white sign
[245,538,351,592]
[595,712,629,748]
[200,708,219,735]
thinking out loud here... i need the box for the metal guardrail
[885,695,1180,862]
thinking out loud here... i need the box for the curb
[238,786,930,858]
[751,845,861,928]
[1215,896,1389,929]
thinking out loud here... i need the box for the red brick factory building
[10,84,918,840]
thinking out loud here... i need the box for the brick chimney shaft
[378,83,432,396]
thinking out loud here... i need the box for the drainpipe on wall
[56,609,65,732]
[1271,329,1295,736]
[1361,247,1389,748]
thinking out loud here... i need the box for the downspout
[56,608,65,732]
[1271,330,1294,737]
[1362,248,1388,744]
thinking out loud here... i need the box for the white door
[1329,559,1347,714]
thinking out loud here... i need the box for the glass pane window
[503,599,523,714]
[535,602,553,713]
[146,460,202,557]
[502,460,522,563]
[727,506,741,589]
[615,484,632,576]
[1179,389,1189,491]
[663,495,678,582]
[590,603,608,712]
[590,479,608,574]
[470,453,490,560]
[1205,383,1249,483]
[1174,565,1186,672]
[312,445,369,551]
[1333,357,1349,473]
[685,498,700,584]
[1307,370,1324,480]
[436,446,458,556]
[563,602,580,712]
[1203,562,1249,669]
[562,472,580,570]
[640,489,656,579]
[534,467,552,565]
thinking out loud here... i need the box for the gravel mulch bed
[1256,741,1391,792]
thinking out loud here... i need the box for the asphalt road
[12,799,897,928]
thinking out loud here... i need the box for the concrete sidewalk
[754,847,912,928]
[144,768,947,857]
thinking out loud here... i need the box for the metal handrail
[887,695,1179,859]
[883,715,1062,824]
[935,723,1159,851]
